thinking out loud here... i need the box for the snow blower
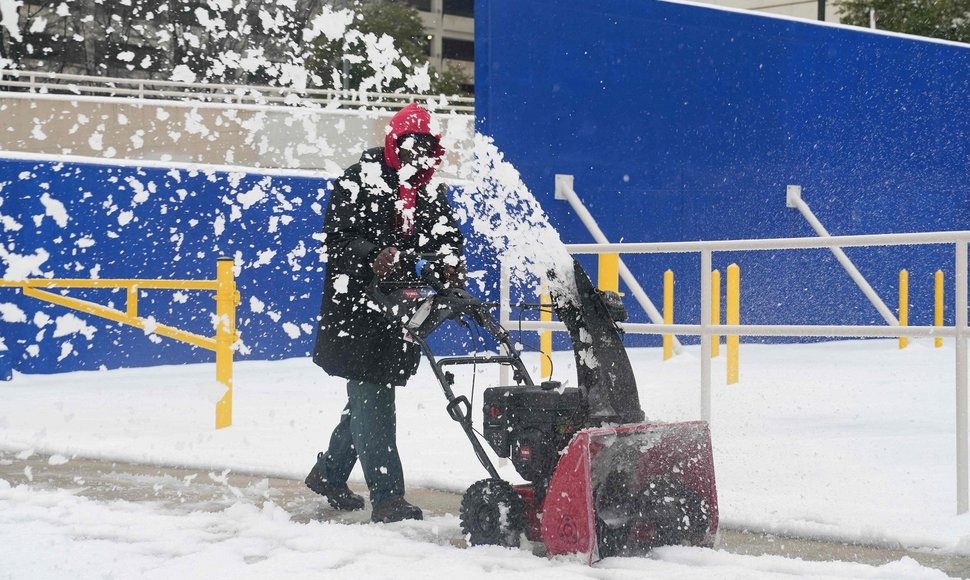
[369,257,718,563]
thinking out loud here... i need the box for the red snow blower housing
[369,257,717,563]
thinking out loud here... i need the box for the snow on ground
[0,480,949,580]
[0,338,968,578]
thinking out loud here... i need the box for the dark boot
[371,496,423,523]
[305,454,365,511]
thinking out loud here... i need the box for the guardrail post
[499,260,511,386]
[712,269,721,358]
[540,283,553,380]
[899,269,909,349]
[599,253,620,293]
[663,270,674,360]
[215,257,238,429]
[956,242,968,514]
[700,251,712,422]
[936,270,944,348]
[727,263,740,385]
[127,285,138,318]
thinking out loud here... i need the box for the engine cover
[482,386,587,483]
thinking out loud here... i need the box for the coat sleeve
[418,183,465,267]
[323,173,379,279]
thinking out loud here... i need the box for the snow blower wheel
[459,479,525,547]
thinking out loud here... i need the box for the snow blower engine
[369,257,718,563]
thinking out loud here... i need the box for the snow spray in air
[449,133,579,304]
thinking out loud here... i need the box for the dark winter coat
[312,147,464,386]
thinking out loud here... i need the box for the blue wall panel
[0,158,330,373]
[0,158,491,375]
[477,0,970,345]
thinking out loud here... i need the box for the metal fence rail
[0,69,475,113]
[500,230,970,514]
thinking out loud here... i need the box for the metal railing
[499,230,970,514]
[0,258,240,429]
[0,69,475,113]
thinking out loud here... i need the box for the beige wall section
[693,0,840,22]
[0,94,475,177]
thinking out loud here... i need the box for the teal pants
[317,379,405,505]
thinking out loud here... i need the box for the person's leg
[347,379,405,505]
[318,400,357,483]
[306,392,364,511]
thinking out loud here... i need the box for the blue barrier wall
[0,157,490,374]
[477,0,970,345]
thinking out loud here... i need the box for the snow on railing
[0,69,474,113]
[499,230,970,514]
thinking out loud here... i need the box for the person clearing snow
[306,103,466,524]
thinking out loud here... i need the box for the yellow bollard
[727,264,740,385]
[936,270,944,348]
[540,287,553,379]
[598,253,620,293]
[711,269,721,358]
[899,269,909,350]
[215,258,238,429]
[663,270,674,360]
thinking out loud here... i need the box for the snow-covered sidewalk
[0,340,968,574]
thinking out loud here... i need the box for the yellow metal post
[540,287,553,380]
[598,253,620,293]
[899,269,909,350]
[711,269,721,358]
[936,270,944,348]
[215,258,238,429]
[663,270,674,361]
[126,285,138,318]
[727,263,740,385]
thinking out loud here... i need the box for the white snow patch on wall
[57,341,73,361]
[1,215,22,232]
[0,247,49,280]
[52,313,97,340]
[249,297,265,313]
[237,185,266,210]
[40,193,69,227]
[125,176,150,204]
[281,322,301,339]
[33,311,50,327]
[31,123,47,141]
[252,250,275,268]
[0,303,26,323]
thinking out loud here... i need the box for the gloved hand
[372,247,401,278]
[441,263,466,289]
